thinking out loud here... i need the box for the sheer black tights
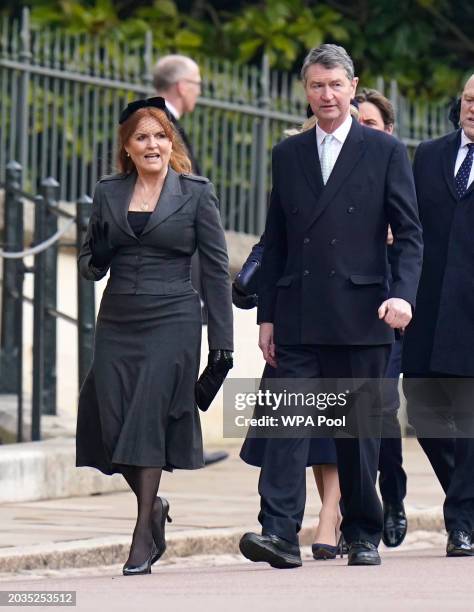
[120,466,162,566]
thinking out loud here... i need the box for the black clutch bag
[195,351,233,412]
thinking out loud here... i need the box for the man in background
[356,88,408,549]
[152,55,202,174]
[402,74,474,557]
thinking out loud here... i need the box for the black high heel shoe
[123,542,158,576]
[312,533,344,560]
[151,496,172,565]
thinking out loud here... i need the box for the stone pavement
[0,251,449,574]
[0,439,447,573]
[1,545,472,612]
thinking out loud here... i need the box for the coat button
[329,270,336,277]
[303,269,310,276]
[303,237,310,244]
[347,206,355,214]
[291,207,299,214]
[330,238,337,246]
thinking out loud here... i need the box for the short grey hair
[301,44,355,84]
[152,55,198,92]
[462,73,474,90]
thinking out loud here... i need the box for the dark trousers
[403,373,474,533]
[379,339,407,504]
[258,343,390,546]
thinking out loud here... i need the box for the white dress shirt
[165,99,180,120]
[454,130,474,189]
[316,113,353,165]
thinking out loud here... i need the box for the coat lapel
[442,130,461,202]
[295,128,324,201]
[141,167,192,236]
[306,118,365,229]
[463,177,474,200]
[103,172,137,239]
[460,137,474,200]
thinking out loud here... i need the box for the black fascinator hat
[119,96,174,124]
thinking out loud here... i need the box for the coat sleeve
[233,233,265,296]
[77,182,110,281]
[257,149,287,324]
[196,182,234,350]
[385,140,423,308]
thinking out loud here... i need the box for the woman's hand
[208,349,234,371]
[195,350,233,411]
[89,220,115,269]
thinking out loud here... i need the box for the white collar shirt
[165,99,180,120]
[316,113,353,162]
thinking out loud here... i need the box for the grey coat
[78,168,233,350]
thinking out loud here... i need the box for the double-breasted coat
[257,118,423,345]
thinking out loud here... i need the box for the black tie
[455,142,474,199]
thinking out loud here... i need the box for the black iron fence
[0,8,456,439]
[0,160,95,441]
[0,9,453,237]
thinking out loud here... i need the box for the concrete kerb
[0,515,445,574]
[0,438,127,503]
[0,529,245,573]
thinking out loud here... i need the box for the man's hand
[378,298,412,330]
[259,322,277,368]
[386,225,394,245]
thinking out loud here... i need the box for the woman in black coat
[76,97,233,575]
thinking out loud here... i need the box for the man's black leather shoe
[347,541,381,566]
[203,450,229,466]
[239,533,302,569]
[382,501,408,548]
[446,530,474,557]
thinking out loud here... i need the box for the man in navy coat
[402,74,474,557]
[239,44,423,567]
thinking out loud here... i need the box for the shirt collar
[165,99,180,120]
[316,113,353,148]
[460,129,474,148]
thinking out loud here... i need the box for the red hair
[117,107,192,174]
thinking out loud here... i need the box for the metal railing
[0,9,454,238]
[0,160,95,441]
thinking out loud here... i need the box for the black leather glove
[89,220,114,269]
[195,349,233,412]
[232,283,258,309]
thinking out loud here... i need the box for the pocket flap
[276,275,294,287]
[349,274,385,286]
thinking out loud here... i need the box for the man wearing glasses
[152,54,203,174]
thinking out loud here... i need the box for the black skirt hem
[76,459,205,476]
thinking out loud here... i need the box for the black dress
[76,211,204,474]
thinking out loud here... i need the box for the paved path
[0,440,445,551]
[0,543,472,612]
